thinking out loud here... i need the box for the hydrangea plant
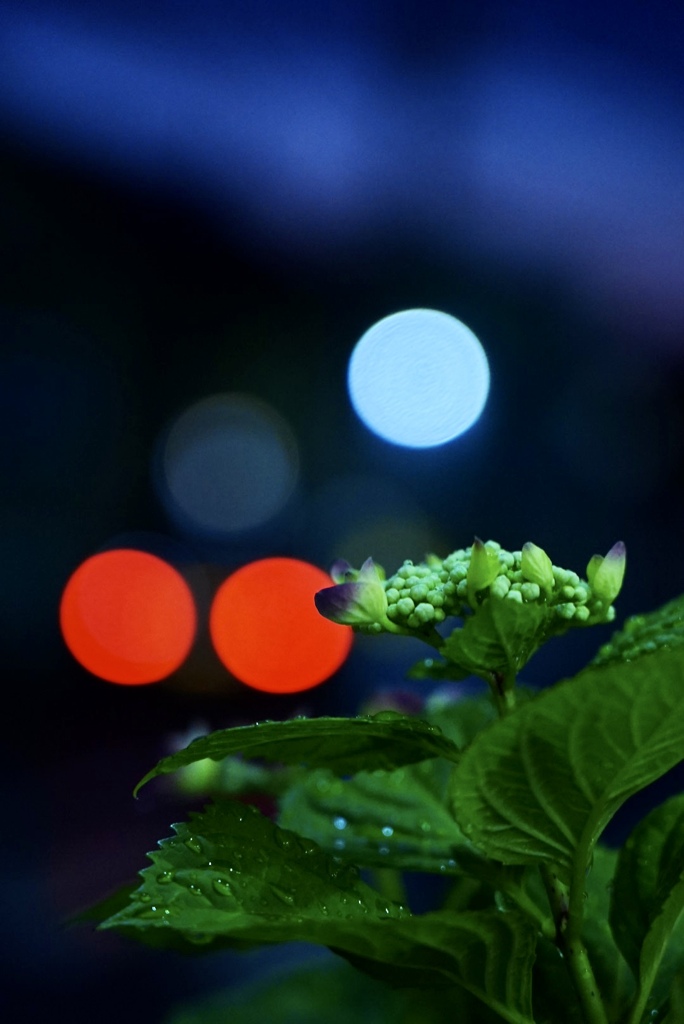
[85,537,684,1024]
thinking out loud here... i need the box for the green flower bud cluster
[592,592,684,667]
[381,539,623,634]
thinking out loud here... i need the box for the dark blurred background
[2,1,684,1020]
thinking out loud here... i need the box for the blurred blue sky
[2,0,684,337]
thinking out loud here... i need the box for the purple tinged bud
[315,558,390,627]
[330,559,355,584]
[588,541,626,604]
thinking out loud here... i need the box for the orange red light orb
[61,551,352,693]
[210,557,353,694]
[60,549,197,685]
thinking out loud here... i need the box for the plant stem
[487,671,607,1020]
[626,986,651,1024]
[540,864,609,1024]
[508,885,556,942]
[490,670,517,717]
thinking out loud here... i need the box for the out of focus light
[333,516,440,580]
[347,309,490,448]
[209,557,352,694]
[60,549,196,685]
[157,394,299,538]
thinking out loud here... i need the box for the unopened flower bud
[315,557,391,628]
[587,542,626,605]
[467,537,501,605]
[330,559,355,584]
[521,542,554,594]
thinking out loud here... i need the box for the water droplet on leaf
[494,891,511,913]
[213,878,232,896]
[270,884,295,906]
[139,904,164,919]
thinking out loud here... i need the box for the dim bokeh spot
[157,394,299,538]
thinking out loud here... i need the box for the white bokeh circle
[347,309,490,448]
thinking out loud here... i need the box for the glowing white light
[347,309,490,448]
[157,394,299,536]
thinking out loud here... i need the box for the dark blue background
[2,2,684,1020]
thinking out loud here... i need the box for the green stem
[389,623,443,650]
[487,667,607,1023]
[540,864,609,1024]
[490,670,517,717]
[626,986,651,1024]
[508,885,556,942]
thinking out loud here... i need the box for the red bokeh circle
[60,549,197,685]
[209,557,353,693]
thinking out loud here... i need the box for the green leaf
[610,793,684,1018]
[532,937,585,1024]
[278,698,553,929]
[425,689,537,749]
[165,959,492,1024]
[340,908,537,1024]
[174,755,285,798]
[661,966,684,1024]
[424,692,499,748]
[276,693,501,877]
[281,761,554,929]
[134,714,460,796]
[581,844,634,1021]
[100,800,535,1023]
[529,846,633,1023]
[278,759,466,875]
[440,598,550,680]
[450,647,684,884]
[593,594,684,668]
[98,799,410,951]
